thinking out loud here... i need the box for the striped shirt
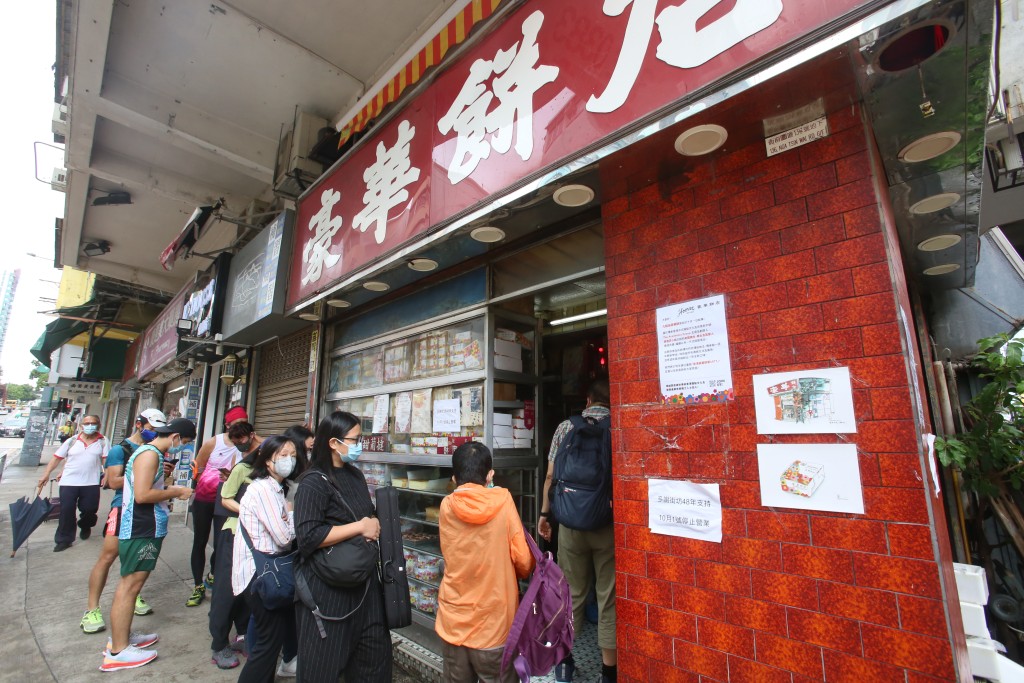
[120,445,169,540]
[233,476,295,596]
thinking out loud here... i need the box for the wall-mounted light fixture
[83,240,111,257]
[220,354,239,385]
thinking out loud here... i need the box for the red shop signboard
[288,0,871,310]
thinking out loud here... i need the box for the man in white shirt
[37,414,109,552]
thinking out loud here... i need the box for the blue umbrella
[9,494,54,556]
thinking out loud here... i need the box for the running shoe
[277,656,297,677]
[99,645,157,672]
[105,631,159,652]
[186,585,205,607]
[211,646,240,669]
[80,609,106,634]
[134,596,153,616]
[204,573,215,590]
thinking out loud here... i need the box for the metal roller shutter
[253,328,313,436]
[111,397,134,442]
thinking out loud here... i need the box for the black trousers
[208,527,250,651]
[55,485,100,545]
[189,500,217,586]
[295,574,392,683]
[238,582,291,683]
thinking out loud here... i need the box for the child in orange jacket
[435,442,535,683]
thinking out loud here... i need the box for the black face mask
[235,440,251,453]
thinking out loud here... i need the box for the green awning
[30,305,93,365]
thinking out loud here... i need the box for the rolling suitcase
[375,485,412,628]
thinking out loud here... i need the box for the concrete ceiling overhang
[58,0,460,295]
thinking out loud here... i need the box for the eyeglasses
[82,422,100,427]
[340,436,362,445]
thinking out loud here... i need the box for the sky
[0,3,68,385]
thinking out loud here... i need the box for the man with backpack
[539,378,616,683]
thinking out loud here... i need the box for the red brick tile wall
[601,108,959,682]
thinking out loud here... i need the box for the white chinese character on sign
[352,120,421,245]
[588,0,784,113]
[437,10,559,184]
[301,188,343,286]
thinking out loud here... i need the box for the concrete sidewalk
[0,448,424,682]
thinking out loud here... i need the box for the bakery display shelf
[404,540,442,557]
[401,515,439,528]
[408,575,441,589]
[394,487,448,499]
[411,607,437,627]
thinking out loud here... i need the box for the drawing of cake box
[780,460,825,497]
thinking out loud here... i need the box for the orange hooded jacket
[435,483,535,649]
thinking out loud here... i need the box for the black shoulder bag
[307,471,379,588]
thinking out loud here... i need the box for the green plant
[937,333,1024,558]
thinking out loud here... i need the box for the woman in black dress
[293,411,391,682]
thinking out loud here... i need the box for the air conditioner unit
[52,103,68,137]
[273,111,330,198]
[51,167,68,193]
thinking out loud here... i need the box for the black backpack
[551,415,613,531]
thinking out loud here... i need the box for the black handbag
[308,472,379,589]
[239,522,297,610]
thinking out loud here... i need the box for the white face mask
[273,456,296,478]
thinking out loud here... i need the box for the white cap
[139,408,167,428]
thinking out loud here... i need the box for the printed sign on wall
[757,444,864,514]
[753,367,857,434]
[649,479,722,543]
[656,295,733,404]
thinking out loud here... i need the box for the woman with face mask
[293,411,391,683]
[232,436,305,683]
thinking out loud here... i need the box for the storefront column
[602,105,966,681]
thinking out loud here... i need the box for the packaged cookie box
[780,460,825,497]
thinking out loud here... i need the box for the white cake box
[954,563,989,605]
[968,637,1003,681]
[780,460,825,498]
[960,601,990,639]
[493,413,513,426]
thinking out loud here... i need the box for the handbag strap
[294,564,370,638]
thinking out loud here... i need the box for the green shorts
[119,537,163,576]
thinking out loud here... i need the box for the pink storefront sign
[289,0,871,309]
[136,286,189,379]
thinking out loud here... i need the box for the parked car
[1,417,28,438]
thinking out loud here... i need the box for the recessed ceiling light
[675,124,728,156]
[553,184,595,207]
[471,226,505,243]
[363,281,390,292]
[298,312,319,321]
[917,234,962,252]
[898,132,961,163]
[326,298,351,308]
[910,192,960,214]
[923,263,960,276]
[408,258,438,272]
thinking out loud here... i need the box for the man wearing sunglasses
[37,414,110,552]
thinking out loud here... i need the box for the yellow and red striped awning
[338,0,504,148]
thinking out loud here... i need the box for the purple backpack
[502,530,575,682]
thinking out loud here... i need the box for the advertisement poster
[753,367,857,434]
[433,398,461,433]
[411,388,433,433]
[756,444,864,514]
[648,479,722,543]
[395,391,413,433]
[656,295,733,404]
[372,394,390,434]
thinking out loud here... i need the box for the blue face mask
[141,429,157,443]
[82,425,99,435]
[341,442,362,463]
[168,444,183,456]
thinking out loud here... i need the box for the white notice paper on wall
[656,295,733,405]
[649,479,722,543]
[432,398,461,433]
[372,394,390,434]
